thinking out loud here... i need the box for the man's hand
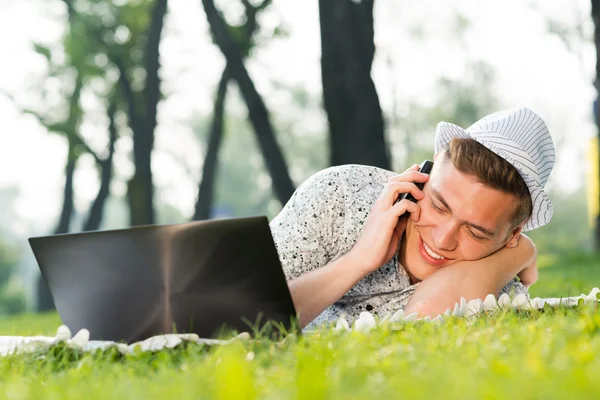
[349,164,430,274]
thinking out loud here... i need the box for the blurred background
[0,0,599,316]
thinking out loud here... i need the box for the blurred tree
[592,0,600,251]
[318,0,390,170]
[52,2,120,233]
[0,237,26,316]
[201,0,295,207]
[192,83,327,220]
[193,67,229,221]
[83,97,118,231]
[19,2,121,310]
[61,0,168,226]
[527,186,593,255]
[193,0,273,220]
[387,61,499,170]
[120,0,168,226]
[52,75,83,236]
[537,2,595,251]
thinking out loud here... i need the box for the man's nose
[432,219,459,252]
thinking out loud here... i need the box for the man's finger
[388,171,430,185]
[391,198,421,221]
[377,181,424,209]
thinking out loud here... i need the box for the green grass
[0,311,62,337]
[0,253,599,399]
[530,252,600,298]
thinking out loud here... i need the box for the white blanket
[1,288,598,357]
[0,327,252,357]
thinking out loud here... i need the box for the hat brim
[434,121,553,232]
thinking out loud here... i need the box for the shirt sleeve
[269,167,347,281]
[500,278,529,298]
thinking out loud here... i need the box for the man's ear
[433,152,440,162]
[505,224,524,248]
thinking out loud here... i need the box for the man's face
[399,153,524,283]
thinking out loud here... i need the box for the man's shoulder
[285,164,398,222]
[308,164,397,189]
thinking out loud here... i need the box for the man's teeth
[423,242,445,260]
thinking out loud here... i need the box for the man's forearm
[288,253,369,328]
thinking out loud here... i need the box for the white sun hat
[433,107,555,232]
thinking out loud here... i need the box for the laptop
[28,216,299,344]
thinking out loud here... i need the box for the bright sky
[0,0,596,240]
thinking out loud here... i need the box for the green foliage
[455,161,590,257]
[197,110,284,219]
[0,311,63,336]
[0,281,27,316]
[63,0,158,99]
[0,238,26,316]
[388,60,500,171]
[527,187,593,255]
[32,42,52,62]
[194,84,327,219]
[530,253,600,299]
[0,239,18,285]
[215,0,284,57]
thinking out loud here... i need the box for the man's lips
[418,237,451,266]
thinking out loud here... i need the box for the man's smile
[419,236,451,266]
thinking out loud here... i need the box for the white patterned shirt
[269,164,526,329]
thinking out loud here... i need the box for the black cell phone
[394,160,434,205]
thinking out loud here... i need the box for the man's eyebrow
[465,222,495,237]
[430,188,496,237]
[431,188,452,211]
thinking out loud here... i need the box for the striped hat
[434,107,555,232]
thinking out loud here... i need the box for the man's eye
[430,202,444,213]
[468,230,486,241]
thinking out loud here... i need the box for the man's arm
[404,235,537,317]
[287,165,430,328]
[517,253,538,288]
[288,254,368,328]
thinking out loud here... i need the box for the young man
[270,107,554,329]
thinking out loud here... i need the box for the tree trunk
[193,1,270,219]
[83,100,118,231]
[201,0,295,205]
[126,0,168,226]
[193,68,230,220]
[54,156,76,235]
[318,0,391,170]
[593,0,600,251]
